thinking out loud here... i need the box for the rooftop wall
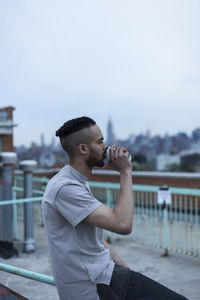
[24,167,200,189]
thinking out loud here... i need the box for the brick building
[0,106,17,152]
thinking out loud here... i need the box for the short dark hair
[56,116,96,138]
[56,117,96,157]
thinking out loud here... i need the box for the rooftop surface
[0,222,199,300]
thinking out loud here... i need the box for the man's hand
[102,240,129,269]
[108,146,132,174]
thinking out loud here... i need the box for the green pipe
[13,179,200,196]
[0,263,55,286]
[89,182,200,196]
[89,181,120,189]
[0,197,42,206]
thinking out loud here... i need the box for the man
[42,117,187,300]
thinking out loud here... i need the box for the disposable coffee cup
[106,146,132,161]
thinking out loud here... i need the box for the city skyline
[13,116,200,149]
[1,1,200,146]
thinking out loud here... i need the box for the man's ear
[78,143,88,155]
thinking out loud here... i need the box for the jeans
[97,265,188,300]
[97,264,130,300]
[126,270,188,300]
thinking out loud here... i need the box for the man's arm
[102,239,129,269]
[85,146,134,235]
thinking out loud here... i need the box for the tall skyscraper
[106,117,115,145]
[40,133,45,149]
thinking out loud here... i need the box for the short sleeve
[55,183,102,227]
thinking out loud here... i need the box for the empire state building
[106,118,115,145]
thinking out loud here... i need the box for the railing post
[20,160,37,253]
[158,185,171,256]
[163,202,169,256]
[106,186,113,243]
[12,184,18,241]
[0,152,17,258]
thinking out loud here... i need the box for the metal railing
[12,176,48,239]
[9,176,200,257]
[89,182,200,257]
[0,176,199,292]
[0,262,55,286]
[0,196,55,292]
[13,175,48,198]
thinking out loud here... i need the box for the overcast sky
[0,0,200,147]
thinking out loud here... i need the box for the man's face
[86,125,107,168]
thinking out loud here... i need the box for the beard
[86,150,106,168]
[86,156,105,168]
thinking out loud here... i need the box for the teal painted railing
[89,181,200,257]
[0,176,199,290]
[0,262,55,286]
[12,176,48,238]
[8,176,200,257]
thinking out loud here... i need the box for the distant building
[40,133,45,149]
[156,153,181,171]
[128,134,136,144]
[192,128,200,143]
[0,106,17,152]
[106,118,115,146]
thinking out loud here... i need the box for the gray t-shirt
[42,165,114,300]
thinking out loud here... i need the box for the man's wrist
[120,168,132,176]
